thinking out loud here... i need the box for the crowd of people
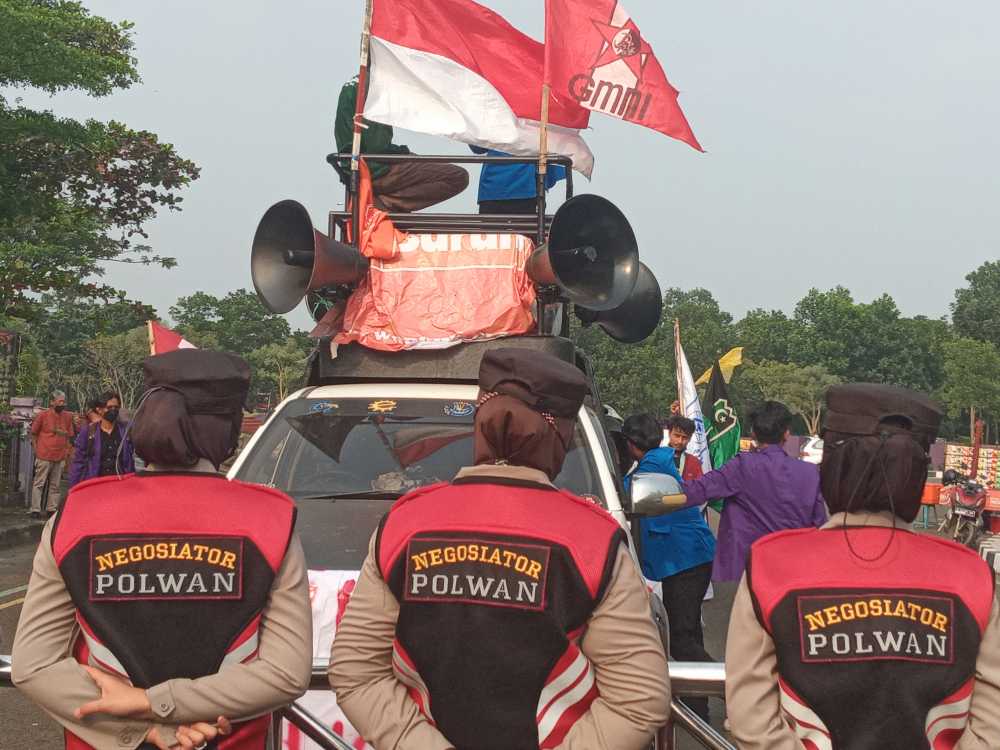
[11,344,998,750]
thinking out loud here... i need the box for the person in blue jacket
[622,413,716,721]
[469,146,566,214]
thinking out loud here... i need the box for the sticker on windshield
[443,401,474,417]
[309,401,339,414]
[368,399,398,414]
[404,537,550,611]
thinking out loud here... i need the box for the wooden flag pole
[674,318,685,417]
[350,0,374,244]
[535,83,550,247]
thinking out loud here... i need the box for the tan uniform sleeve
[957,596,1000,749]
[556,544,671,750]
[12,521,175,750]
[328,532,455,750]
[145,535,313,722]
[724,575,805,750]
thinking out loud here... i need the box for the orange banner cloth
[335,231,537,351]
[334,160,537,351]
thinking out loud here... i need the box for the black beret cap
[478,348,588,419]
[822,383,942,450]
[143,349,251,416]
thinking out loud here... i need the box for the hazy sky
[13,0,1000,331]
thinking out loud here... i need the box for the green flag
[704,360,741,487]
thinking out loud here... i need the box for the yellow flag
[695,347,744,386]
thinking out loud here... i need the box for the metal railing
[326,151,575,244]
[1,656,733,750]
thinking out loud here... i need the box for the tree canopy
[0,0,198,320]
[742,360,841,435]
[169,290,292,359]
[574,281,985,440]
[952,261,1000,350]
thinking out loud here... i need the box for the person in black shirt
[68,392,136,486]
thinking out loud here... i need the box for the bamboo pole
[674,319,685,417]
[350,0,374,245]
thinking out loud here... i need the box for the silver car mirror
[630,472,687,517]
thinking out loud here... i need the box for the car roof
[291,382,479,400]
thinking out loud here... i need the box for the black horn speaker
[526,194,639,311]
[251,199,370,314]
[575,262,662,343]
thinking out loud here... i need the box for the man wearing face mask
[30,389,77,518]
[69,391,136,487]
[330,348,670,750]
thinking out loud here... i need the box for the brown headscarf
[820,383,942,522]
[472,348,588,480]
[474,394,571,480]
[132,349,251,470]
[131,390,242,469]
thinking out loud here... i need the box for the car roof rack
[307,335,601,401]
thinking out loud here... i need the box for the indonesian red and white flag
[147,320,196,355]
[545,0,702,151]
[365,0,595,176]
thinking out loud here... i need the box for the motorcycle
[938,470,988,548]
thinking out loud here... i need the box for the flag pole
[537,0,552,247]
[535,88,550,248]
[350,0,374,245]
[674,318,686,417]
[147,320,155,356]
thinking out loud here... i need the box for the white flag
[674,320,712,474]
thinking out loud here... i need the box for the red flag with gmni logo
[545,0,702,151]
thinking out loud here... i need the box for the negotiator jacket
[50,472,297,750]
[739,512,995,750]
[329,466,671,750]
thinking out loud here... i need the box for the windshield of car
[234,397,608,568]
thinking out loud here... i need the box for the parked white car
[799,436,824,464]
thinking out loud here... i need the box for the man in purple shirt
[682,401,827,582]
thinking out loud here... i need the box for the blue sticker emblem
[444,401,475,417]
[309,401,339,414]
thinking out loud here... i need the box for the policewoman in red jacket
[329,348,670,750]
[725,384,1000,749]
[13,350,312,750]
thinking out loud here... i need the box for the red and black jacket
[377,473,625,750]
[52,472,297,750]
[747,524,994,750]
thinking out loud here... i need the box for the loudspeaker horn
[575,262,662,343]
[526,194,639,311]
[251,199,370,314]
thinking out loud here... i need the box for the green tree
[5,293,155,403]
[952,261,1000,349]
[939,337,1000,439]
[1,0,198,319]
[170,290,293,359]
[247,337,311,402]
[734,309,800,363]
[742,360,841,435]
[83,327,149,408]
[785,287,949,388]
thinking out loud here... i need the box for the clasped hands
[75,665,232,750]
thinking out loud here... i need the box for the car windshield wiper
[294,490,404,501]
